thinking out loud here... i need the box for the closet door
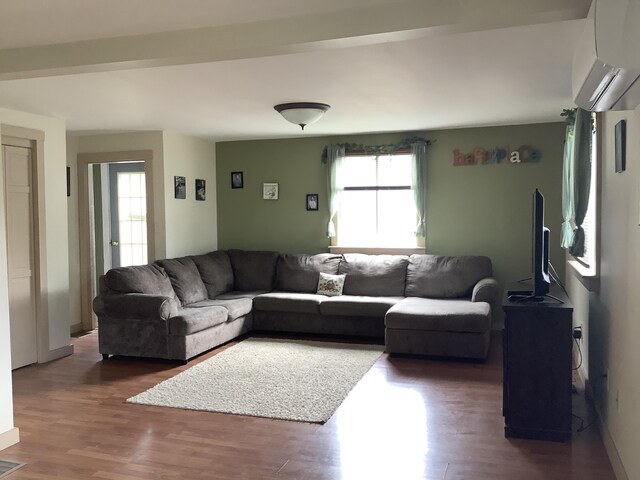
[3,144,37,369]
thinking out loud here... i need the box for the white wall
[66,136,82,332]
[74,131,167,258]
[568,106,640,480]
[162,132,217,257]
[0,128,14,445]
[67,131,217,331]
[0,109,72,352]
[0,107,72,448]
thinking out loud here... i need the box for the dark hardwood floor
[4,331,615,479]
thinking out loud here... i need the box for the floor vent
[0,460,25,478]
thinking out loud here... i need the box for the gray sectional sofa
[93,249,499,362]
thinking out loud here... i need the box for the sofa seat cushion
[405,255,493,298]
[385,298,491,333]
[191,251,234,298]
[188,298,252,321]
[253,292,326,315]
[338,254,408,296]
[320,296,403,318]
[275,253,342,293]
[155,257,208,305]
[168,306,228,336]
[217,290,268,300]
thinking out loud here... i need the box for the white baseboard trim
[39,344,74,363]
[70,323,83,335]
[0,427,19,451]
[585,379,629,480]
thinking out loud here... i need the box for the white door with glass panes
[108,162,147,267]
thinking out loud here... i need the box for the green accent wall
[216,123,566,292]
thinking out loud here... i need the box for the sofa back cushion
[405,254,493,298]
[104,264,177,300]
[227,249,279,291]
[155,257,209,305]
[191,251,234,298]
[338,254,408,296]
[275,253,342,293]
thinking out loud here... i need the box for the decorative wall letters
[453,145,540,166]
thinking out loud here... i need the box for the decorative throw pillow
[316,272,346,296]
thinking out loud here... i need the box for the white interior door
[3,144,37,370]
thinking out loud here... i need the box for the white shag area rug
[127,337,383,423]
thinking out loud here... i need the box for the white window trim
[329,246,424,255]
[334,152,420,249]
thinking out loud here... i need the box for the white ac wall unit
[573,0,640,112]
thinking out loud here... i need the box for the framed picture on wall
[615,119,626,173]
[195,179,206,201]
[263,183,279,200]
[174,176,186,199]
[231,171,243,189]
[306,194,318,211]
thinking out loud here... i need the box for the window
[337,152,417,247]
[574,112,597,272]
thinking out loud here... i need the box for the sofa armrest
[471,277,499,304]
[93,293,178,321]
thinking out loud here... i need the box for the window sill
[568,259,600,292]
[329,246,424,255]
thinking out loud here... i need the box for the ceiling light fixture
[274,102,331,130]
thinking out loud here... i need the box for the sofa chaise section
[384,254,498,359]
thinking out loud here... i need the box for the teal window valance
[321,136,432,163]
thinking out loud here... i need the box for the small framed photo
[174,176,186,199]
[195,179,206,201]
[615,119,626,173]
[231,171,243,189]
[263,182,279,200]
[306,194,319,211]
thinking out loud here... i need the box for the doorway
[77,150,155,331]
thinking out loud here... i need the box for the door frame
[77,150,155,331]
[1,125,49,364]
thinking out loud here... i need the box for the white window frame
[331,151,422,253]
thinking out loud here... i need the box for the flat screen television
[532,188,550,298]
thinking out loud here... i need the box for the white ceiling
[0,0,590,141]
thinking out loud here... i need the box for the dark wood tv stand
[502,284,573,442]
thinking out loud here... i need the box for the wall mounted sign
[263,183,279,200]
[615,120,626,173]
[306,194,319,211]
[453,145,541,166]
[231,171,244,188]
[195,179,206,201]
[174,176,186,199]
